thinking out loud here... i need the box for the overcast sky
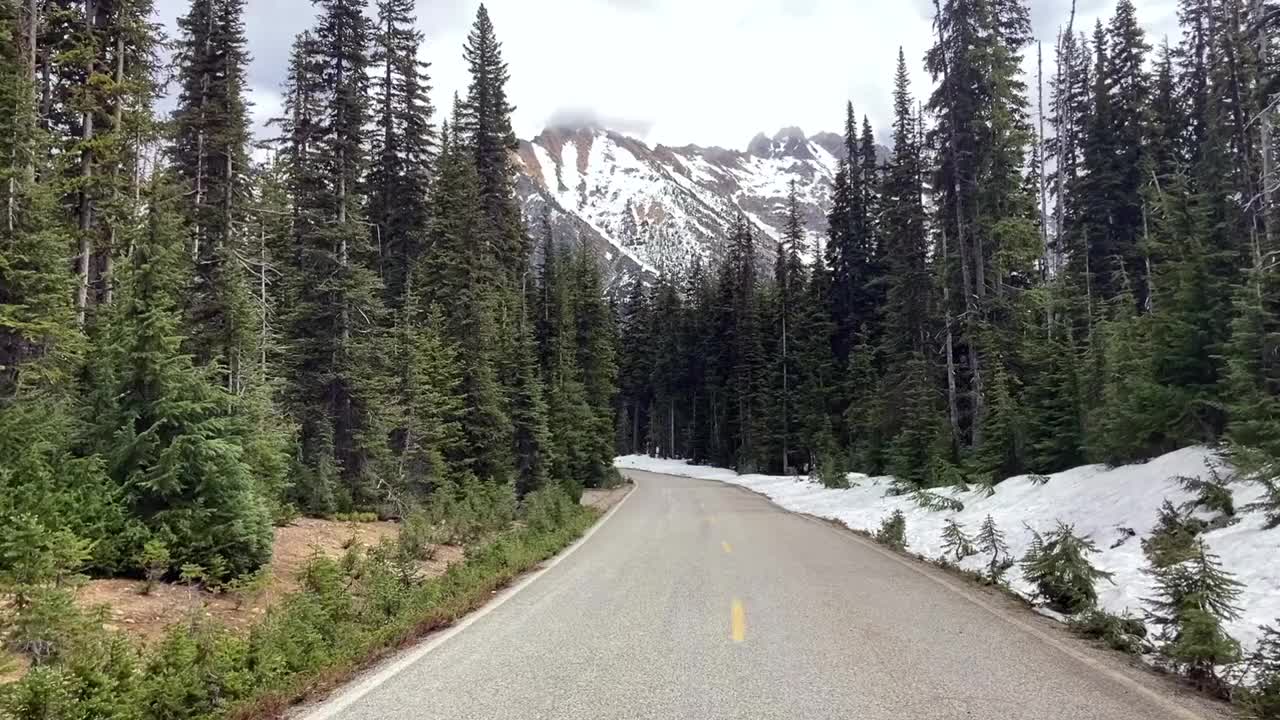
[153,0,1181,150]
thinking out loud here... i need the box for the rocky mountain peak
[514,124,847,284]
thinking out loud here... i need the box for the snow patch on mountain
[515,125,873,279]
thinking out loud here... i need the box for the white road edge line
[298,485,637,720]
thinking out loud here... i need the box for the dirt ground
[581,482,633,513]
[74,518,465,647]
[8,491,622,677]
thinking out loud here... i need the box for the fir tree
[503,296,551,497]
[1021,521,1112,613]
[100,180,271,579]
[421,125,512,484]
[940,518,976,561]
[1240,622,1280,718]
[368,0,435,310]
[1143,540,1243,693]
[457,4,522,278]
[171,0,254,388]
[977,514,1010,581]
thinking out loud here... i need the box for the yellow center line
[721,540,733,554]
[731,599,746,643]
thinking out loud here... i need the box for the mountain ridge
[515,124,886,284]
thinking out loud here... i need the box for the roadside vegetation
[0,487,598,719]
[1,0,619,715]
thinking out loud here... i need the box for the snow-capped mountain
[515,125,872,284]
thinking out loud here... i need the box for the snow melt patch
[616,447,1280,654]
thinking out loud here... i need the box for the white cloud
[153,0,1180,151]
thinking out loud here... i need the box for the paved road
[305,469,1225,720]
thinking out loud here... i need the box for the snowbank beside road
[616,448,1280,654]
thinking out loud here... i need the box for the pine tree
[977,514,1010,581]
[171,0,254,388]
[1240,622,1280,718]
[421,125,512,484]
[100,179,271,579]
[368,0,434,310]
[1143,540,1243,693]
[616,276,652,455]
[767,182,807,473]
[571,244,619,482]
[458,4,522,278]
[503,296,551,497]
[1021,522,1112,613]
[279,0,394,512]
[940,517,976,561]
[389,293,463,506]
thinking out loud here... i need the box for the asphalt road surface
[302,469,1227,720]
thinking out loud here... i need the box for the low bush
[940,518,975,561]
[1069,609,1146,654]
[423,475,517,546]
[330,511,380,523]
[816,456,850,489]
[911,490,964,512]
[1142,500,1204,569]
[976,515,1011,583]
[1021,522,1112,614]
[1239,622,1280,719]
[875,510,907,550]
[0,503,598,720]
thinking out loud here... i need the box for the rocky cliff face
[515,125,880,285]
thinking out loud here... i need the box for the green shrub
[1142,500,1204,569]
[940,518,975,561]
[912,490,964,512]
[139,539,171,595]
[1069,609,1147,654]
[424,474,517,545]
[521,486,576,533]
[816,452,850,489]
[1143,540,1242,695]
[1021,522,1113,613]
[1178,469,1234,519]
[1239,622,1280,719]
[397,511,436,561]
[225,567,271,609]
[875,510,907,550]
[330,511,380,523]
[0,484,599,720]
[976,515,1011,583]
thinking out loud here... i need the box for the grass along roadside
[0,487,611,720]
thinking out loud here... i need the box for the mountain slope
[515,125,877,280]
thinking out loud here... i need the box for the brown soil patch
[73,519,464,649]
[0,651,28,685]
[581,482,632,513]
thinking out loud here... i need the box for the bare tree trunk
[669,401,675,459]
[102,32,123,308]
[941,228,961,449]
[75,0,98,328]
[932,0,982,448]
[1142,199,1155,313]
[192,0,212,262]
[1253,0,1275,256]
[260,224,268,370]
[1038,41,1050,279]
